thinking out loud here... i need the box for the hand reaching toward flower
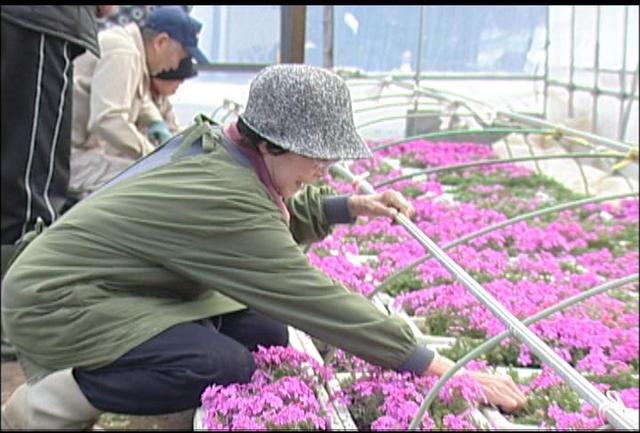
[467,370,527,412]
[347,190,416,220]
[423,353,527,413]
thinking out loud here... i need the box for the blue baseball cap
[144,6,209,64]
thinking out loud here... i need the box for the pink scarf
[223,122,290,224]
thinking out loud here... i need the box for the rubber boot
[1,368,102,430]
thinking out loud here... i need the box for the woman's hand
[424,353,527,413]
[468,370,527,413]
[347,190,415,220]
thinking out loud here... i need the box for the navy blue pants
[73,309,288,415]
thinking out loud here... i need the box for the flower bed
[197,344,334,430]
[484,365,639,429]
[327,349,493,430]
[308,138,639,428]
[196,138,638,430]
[312,140,638,367]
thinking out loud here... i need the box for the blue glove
[147,121,172,144]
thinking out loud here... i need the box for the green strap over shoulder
[171,113,223,162]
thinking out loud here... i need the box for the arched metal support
[524,134,543,175]
[354,101,442,115]
[356,112,476,130]
[330,162,639,430]
[375,76,638,154]
[374,152,629,191]
[321,191,637,363]
[371,128,554,152]
[352,93,439,106]
[408,274,639,430]
[371,191,638,299]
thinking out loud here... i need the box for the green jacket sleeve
[286,184,336,245]
[162,206,421,371]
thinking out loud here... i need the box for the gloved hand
[147,121,172,145]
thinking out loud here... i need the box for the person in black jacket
[0,6,118,247]
[0,4,118,360]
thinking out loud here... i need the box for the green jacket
[2,126,428,382]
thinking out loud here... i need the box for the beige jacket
[70,24,162,197]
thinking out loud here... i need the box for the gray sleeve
[323,195,356,224]
[395,345,435,375]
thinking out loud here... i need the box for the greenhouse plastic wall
[181,5,638,148]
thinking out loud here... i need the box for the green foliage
[429,395,469,429]
[418,314,486,339]
[439,336,522,367]
[313,247,331,257]
[607,287,640,308]
[399,155,425,168]
[348,392,384,430]
[574,223,640,256]
[380,270,424,297]
[402,184,424,198]
[584,370,640,390]
[506,378,586,426]
[438,170,585,219]
[379,160,395,175]
[266,420,317,430]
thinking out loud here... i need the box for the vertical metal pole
[322,6,334,69]
[219,6,228,62]
[414,5,426,111]
[543,5,550,118]
[568,6,576,118]
[621,63,639,140]
[618,6,629,140]
[280,5,306,63]
[592,5,601,133]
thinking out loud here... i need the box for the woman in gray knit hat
[1,64,525,429]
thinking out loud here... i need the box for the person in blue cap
[68,6,209,202]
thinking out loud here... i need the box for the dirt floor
[1,359,194,430]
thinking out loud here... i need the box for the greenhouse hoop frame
[326,161,638,430]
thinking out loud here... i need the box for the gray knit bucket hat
[239,64,373,160]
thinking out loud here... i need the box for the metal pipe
[621,64,639,140]
[524,134,543,174]
[546,80,639,100]
[354,101,442,114]
[592,6,601,134]
[385,77,637,152]
[573,66,636,75]
[352,93,427,104]
[414,6,425,94]
[357,112,476,130]
[371,191,638,298]
[618,5,629,141]
[389,78,494,111]
[331,162,638,430]
[343,72,544,81]
[409,274,640,429]
[371,128,552,152]
[322,6,334,69]
[569,6,576,118]
[496,110,636,152]
[543,5,550,119]
[375,152,627,188]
